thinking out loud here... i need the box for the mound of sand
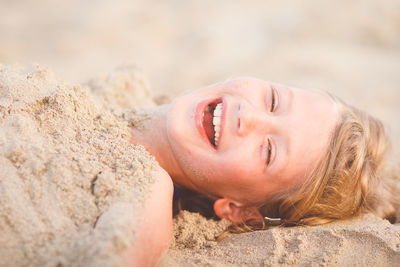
[0,64,158,266]
[171,211,231,250]
[165,213,400,266]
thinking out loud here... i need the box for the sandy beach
[1,0,399,266]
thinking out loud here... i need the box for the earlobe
[213,198,232,220]
[214,198,263,223]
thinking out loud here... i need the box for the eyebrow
[272,83,294,115]
[283,86,293,168]
[284,85,294,113]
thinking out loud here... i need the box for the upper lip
[195,97,225,149]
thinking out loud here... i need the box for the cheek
[167,101,194,145]
[176,152,210,182]
[219,157,261,184]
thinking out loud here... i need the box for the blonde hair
[174,97,399,234]
[228,97,399,233]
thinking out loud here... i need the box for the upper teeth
[213,103,222,146]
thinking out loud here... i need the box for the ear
[213,198,263,223]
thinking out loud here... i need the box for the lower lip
[195,98,224,147]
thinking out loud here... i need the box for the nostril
[237,118,241,129]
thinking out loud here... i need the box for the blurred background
[1,0,399,155]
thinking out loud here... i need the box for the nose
[237,102,272,137]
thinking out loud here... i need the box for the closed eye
[266,138,272,165]
[270,87,276,112]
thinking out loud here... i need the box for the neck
[130,105,185,186]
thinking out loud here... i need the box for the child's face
[166,78,339,205]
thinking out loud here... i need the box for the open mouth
[202,98,223,148]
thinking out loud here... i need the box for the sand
[0,64,158,266]
[165,214,400,266]
[171,211,232,250]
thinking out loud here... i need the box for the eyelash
[266,138,272,166]
[270,87,276,112]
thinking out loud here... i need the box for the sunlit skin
[129,78,340,264]
[131,77,340,221]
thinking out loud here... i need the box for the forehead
[276,86,339,187]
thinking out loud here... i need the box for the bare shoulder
[149,164,173,197]
[124,164,174,267]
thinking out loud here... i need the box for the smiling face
[166,78,339,205]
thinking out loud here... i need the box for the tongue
[203,110,215,145]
